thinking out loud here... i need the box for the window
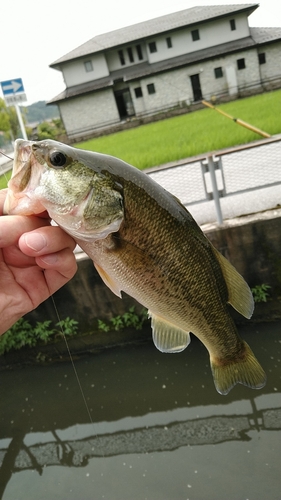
[148,41,157,53]
[136,44,143,60]
[237,58,246,70]
[259,52,266,64]
[191,29,200,41]
[214,67,223,79]
[127,47,134,63]
[134,87,143,98]
[166,37,172,48]
[147,83,156,95]
[230,19,236,31]
[118,50,125,66]
[84,60,93,72]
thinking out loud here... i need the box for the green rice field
[0,89,280,190]
[0,169,11,190]
[76,89,281,169]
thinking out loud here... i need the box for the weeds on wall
[251,284,271,303]
[0,317,79,355]
[98,306,148,332]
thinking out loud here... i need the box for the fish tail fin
[210,341,266,395]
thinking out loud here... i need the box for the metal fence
[1,137,280,225]
[147,136,281,225]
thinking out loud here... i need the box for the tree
[6,106,21,140]
[36,119,66,141]
[0,98,22,140]
[0,99,11,134]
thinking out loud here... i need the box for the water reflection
[0,321,280,499]
[1,395,280,472]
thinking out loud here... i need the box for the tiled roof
[250,26,281,43]
[48,26,281,104]
[50,4,258,67]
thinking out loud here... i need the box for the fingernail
[40,253,58,265]
[24,233,47,251]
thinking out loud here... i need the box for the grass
[0,90,280,189]
[76,89,281,169]
[0,169,11,190]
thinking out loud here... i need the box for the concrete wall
[61,44,281,140]
[204,211,281,295]
[57,39,281,139]
[258,42,281,88]
[129,50,264,117]
[28,210,281,333]
[60,90,120,137]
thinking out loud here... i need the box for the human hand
[0,189,77,335]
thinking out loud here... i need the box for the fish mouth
[4,140,46,216]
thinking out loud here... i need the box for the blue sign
[1,78,24,95]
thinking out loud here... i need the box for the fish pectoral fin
[212,246,254,319]
[94,263,122,298]
[210,341,266,395]
[149,312,191,353]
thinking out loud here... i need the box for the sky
[0,0,280,106]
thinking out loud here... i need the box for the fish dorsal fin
[94,262,122,298]
[212,246,254,319]
[149,312,191,353]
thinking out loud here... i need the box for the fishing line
[0,149,95,427]
[0,151,12,183]
[51,297,107,464]
[51,295,94,425]
[0,150,13,161]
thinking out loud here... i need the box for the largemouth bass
[4,139,266,395]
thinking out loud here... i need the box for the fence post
[207,155,223,224]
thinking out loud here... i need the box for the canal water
[0,321,280,500]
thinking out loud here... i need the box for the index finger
[0,213,50,248]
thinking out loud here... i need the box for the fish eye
[49,151,67,168]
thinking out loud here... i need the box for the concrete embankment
[203,208,281,322]
[52,207,281,329]
[1,208,280,369]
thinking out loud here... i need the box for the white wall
[60,13,250,82]
[62,53,109,87]
[106,43,148,72]
[146,14,250,64]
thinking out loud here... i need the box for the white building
[48,4,281,141]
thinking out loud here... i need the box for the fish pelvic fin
[149,311,191,353]
[210,341,266,395]
[212,246,254,319]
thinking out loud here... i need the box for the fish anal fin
[212,246,254,319]
[210,341,266,395]
[149,311,191,353]
[94,262,122,298]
